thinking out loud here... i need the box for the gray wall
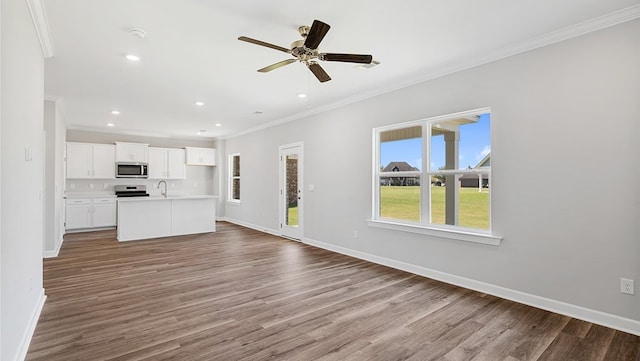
[1,0,46,359]
[224,20,640,326]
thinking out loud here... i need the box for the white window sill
[226,200,241,205]
[367,219,502,246]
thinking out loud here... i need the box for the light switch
[25,146,33,161]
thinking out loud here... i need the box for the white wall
[0,1,3,357]
[43,100,66,257]
[65,131,218,198]
[54,103,66,250]
[224,20,640,332]
[1,0,46,360]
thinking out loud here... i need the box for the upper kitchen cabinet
[115,142,149,163]
[148,147,186,179]
[66,142,116,179]
[185,147,216,166]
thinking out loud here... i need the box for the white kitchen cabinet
[185,147,216,166]
[65,199,92,229]
[148,147,186,179]
[65,197,116,231]
[147,147,167,179]
[93,144,117,178]
[92,198,117,227]
[167,149,186,178]
[66,142,116,179]
[115,142,149,163]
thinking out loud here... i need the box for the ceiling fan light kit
[238,19,373,83]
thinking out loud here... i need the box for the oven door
[116,163,148,178]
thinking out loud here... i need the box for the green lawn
[287,206,298,226]
[286,186,488,229]
[380,186,489,229]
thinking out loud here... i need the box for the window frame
[370,107,501,245]
[228,153,241,204]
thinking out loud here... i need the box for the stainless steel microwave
[116,162,148,178]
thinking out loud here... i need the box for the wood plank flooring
[27,222,639,361]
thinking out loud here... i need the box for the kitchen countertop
[65,193,117,199]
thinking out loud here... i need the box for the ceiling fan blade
[238,36,290,53]
[257,59,297,73]
[320,53,373,64]
[308,62,331,83]
[304,20,330,50]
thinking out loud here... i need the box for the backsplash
[65,166,215,197]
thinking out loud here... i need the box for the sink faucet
[157,180,168,198]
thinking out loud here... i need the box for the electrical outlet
[89,183,94,189]
[620,278,634,295]
[70,183,75,189]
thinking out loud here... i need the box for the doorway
[279,143,303,240]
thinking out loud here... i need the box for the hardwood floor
[27,222,639,361]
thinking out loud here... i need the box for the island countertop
[116,194,218,202]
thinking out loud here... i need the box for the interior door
[279,143,303,240]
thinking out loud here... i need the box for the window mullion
[373,128,381,220]
[421,121,430,223]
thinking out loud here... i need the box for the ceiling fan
[238,20,373,83]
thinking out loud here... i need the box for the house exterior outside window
[372,108,493,237]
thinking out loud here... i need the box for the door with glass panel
[279,143,303,240]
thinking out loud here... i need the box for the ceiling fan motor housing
[290,39,317,61]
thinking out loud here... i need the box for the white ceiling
[43,0,639,140]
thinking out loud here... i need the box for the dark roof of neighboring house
[382,162,419,172]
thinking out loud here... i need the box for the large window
[373,108,492,233]
[228,153,240,202]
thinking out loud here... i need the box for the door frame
[279,142,303,240]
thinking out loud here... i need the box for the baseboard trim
[220,217,280,237]
[302,236,640,336]
[43,234,64,258]
[64,226,116,234]
[14,288,47,361]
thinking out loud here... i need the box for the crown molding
[25,0,55,58]
[226,4,640,140]
[66,124,218,141]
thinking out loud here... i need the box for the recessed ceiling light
[125,54,140,62]
[195,101,204,107]
[106,122,115,127]
[297,93,307,98]
[215,123,222,127]
[111,110,120,115]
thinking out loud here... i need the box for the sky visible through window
[380,113,490,171]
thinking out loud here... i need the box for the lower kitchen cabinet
[66,197,116,231]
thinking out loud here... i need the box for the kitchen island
[117,195,217,241]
